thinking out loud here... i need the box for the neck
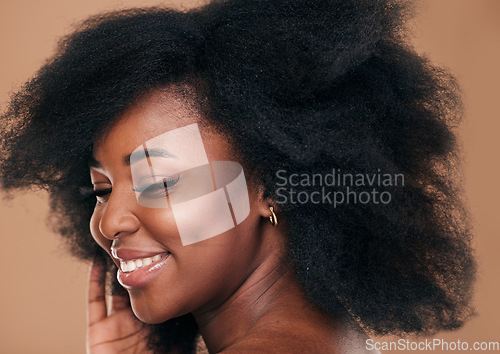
[192,253,305,353]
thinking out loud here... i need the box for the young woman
[0,0,475,352]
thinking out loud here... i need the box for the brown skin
[87,88,369,353]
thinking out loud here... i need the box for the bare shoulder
[220,314,378,353]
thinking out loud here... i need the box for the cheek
[127,204,261,322]
[158,179,250,246]
[89,206,112,251]
[139,196,233,247]
[139,207,183,246]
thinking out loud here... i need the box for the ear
[254,184,279,219]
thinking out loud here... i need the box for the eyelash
[77,186,112,205]
[133,176,180,199]
[81,175,179,204]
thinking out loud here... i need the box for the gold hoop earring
[269,206,278,227]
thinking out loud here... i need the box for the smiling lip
[112,249,171,289]
[112,248,168,261]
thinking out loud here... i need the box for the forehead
[96,89,199,149]
[93,89,233,163]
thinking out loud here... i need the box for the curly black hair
[0,0,475,352]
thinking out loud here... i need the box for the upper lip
[111,248,169,261]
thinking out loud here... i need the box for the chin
[130,300,168,324]
[128,291,185,324]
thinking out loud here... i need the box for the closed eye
[93,188,112,204]
[133,175,179,199]
[79,186,112,204]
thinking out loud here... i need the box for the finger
[87,260,107,326]
[108,291,132,316]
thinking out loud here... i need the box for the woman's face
[89,89,271,323]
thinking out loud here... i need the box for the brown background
[0,1,498,353]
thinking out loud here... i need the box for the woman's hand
[86,261,153,354]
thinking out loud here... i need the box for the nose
[98,189,140,240]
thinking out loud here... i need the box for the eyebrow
[128,147,177,165]
[89,147,176,168]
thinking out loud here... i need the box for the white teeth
[126,260,135,272]
[119,254,166,273]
